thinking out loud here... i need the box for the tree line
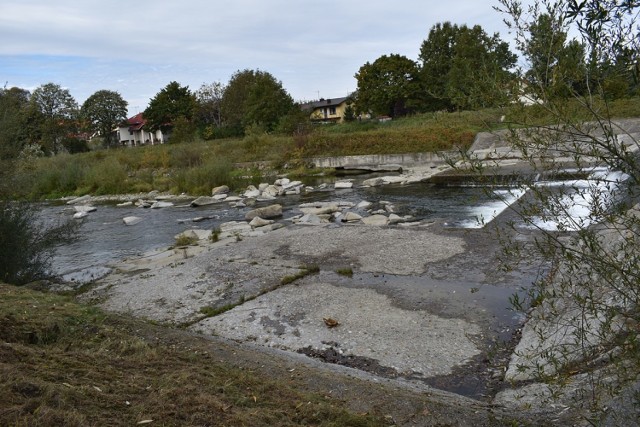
[1,7,638,161]
[0,68,302,160]
[354,13,639,118]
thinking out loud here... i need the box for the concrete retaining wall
[308,151,455,168]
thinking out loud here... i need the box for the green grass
[0,283,384,426]
[336,267,354,278]
[8,97,640,200]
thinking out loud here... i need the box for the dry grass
[0,284,383,426]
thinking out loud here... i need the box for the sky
[0,0,515,115]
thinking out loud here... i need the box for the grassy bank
[7,98,640,199]
[0,283,384,426]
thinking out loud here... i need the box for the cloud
[0,0,511,110]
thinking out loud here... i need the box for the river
[40,179,522,281]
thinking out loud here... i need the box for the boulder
[363,178,385,187]
[274,178,290,186]
[67,195,91,205]
[219,221,252,234]
[262,185,281,198]
[73,211,88,219]
[388,214,405,224]
[380,176,407,185]
[334,181,353,189]
[225,196,243,202]
[123,216,143,226]
[258,183,269,191]
[175,229,211,241]
[245,204,283,220]
[116,201,133,207]
[74,205,97,213]
[341,212,363,223]
[211,185,229,196]
[191,196,219,207]
[212,194,228,200]
[249,217,275,228]
[282,180,303,190]
[357,200,373,209]
[243,185,261,198]
[151,201,174,209]
[361,214,389,226]
[300,205,340,215]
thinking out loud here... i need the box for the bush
[0,201,76,285]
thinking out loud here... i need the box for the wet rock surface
[82,215,531,404]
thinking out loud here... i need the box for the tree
[220,69,295,135]
[461,0,640,421]
[0,86,33,160]
[354,54,423,117]
[195,81,225,131]
[419,23,517,111]
[144,81,197,137]
[81,90,128,147]
[30,83,78,154]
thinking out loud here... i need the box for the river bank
[50,118,640,424]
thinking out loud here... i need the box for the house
[301,97,352,123]
[116,113,167,146]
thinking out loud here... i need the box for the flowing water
[39,181,520,279]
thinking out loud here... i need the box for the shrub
[174,234,198,247]
[336,267,353,277]
[0,201,77,285]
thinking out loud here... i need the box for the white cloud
[0,0,511,110]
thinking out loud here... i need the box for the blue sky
[0,0,514,114]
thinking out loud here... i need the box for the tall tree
[0,86,33,160]
[195,82,225,128]
[220,69,294,134]
[81,90,128,147]
[144,81,197,135]
[418,22,459,111]
[419,23,517,111]
[30,83,78,154]
[354,54,423,117]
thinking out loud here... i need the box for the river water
[40,179,522,280]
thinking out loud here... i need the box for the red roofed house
[117,113,167,146]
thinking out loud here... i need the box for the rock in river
[245,204,283,220]
[211,185,229,196]
[361,214,389,226]
[123,216,143,226]
[191,196,218,207]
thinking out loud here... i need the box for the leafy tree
[244,71,295,132]
[515,11,590,99]
[419,22,517,111]
[0,86,32,160]
[220,69,295,135]
[30,83,78,154]
[81,90,128,147]
[195,81,225,135]
[354,54,423,117]
[144,81,197,137]
[343,102,357,122]
[459,0,640,421]
[418,22,459,111]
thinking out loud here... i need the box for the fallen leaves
[323,317,339,328]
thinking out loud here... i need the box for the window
[329,107,336,115]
